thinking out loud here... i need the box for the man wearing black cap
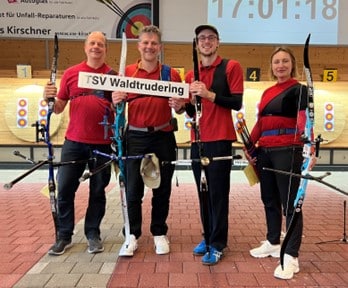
[184,24,244,265]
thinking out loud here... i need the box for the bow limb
[280,34,317,269]
[46,34,59,139]
[115,31,127,179]
[192,38,202,138]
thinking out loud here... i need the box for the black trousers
[257,146,303,257]
[191,140,232,251]
[57,139,112,240]
[125,130,176,238]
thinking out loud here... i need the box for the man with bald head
[43,31,116,255]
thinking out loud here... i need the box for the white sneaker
[250,240,280,258]
[154,235,170,255]
[274,253,300,280]
[118,234,138,256]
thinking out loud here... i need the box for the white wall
[159,0,207,42]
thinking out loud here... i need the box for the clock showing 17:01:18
[208,0,340,45]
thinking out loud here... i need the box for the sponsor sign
[0,0,151,39]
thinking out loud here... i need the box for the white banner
[0,0,151,40]
[78,72,189,99]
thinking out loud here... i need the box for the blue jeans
[57,139,112,240]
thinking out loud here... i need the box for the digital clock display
[208,0,346,45]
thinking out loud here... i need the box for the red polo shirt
[185,56,244,142]
[125,61,182,131]
[58,61,114,144]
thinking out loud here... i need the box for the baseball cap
[195,24,219,38]
[140,153,161,189]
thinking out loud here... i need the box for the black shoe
[88,238,104,254]
[48,239,72,256]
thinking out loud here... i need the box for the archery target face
[5,85,63,142]
[116,3,151,39]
